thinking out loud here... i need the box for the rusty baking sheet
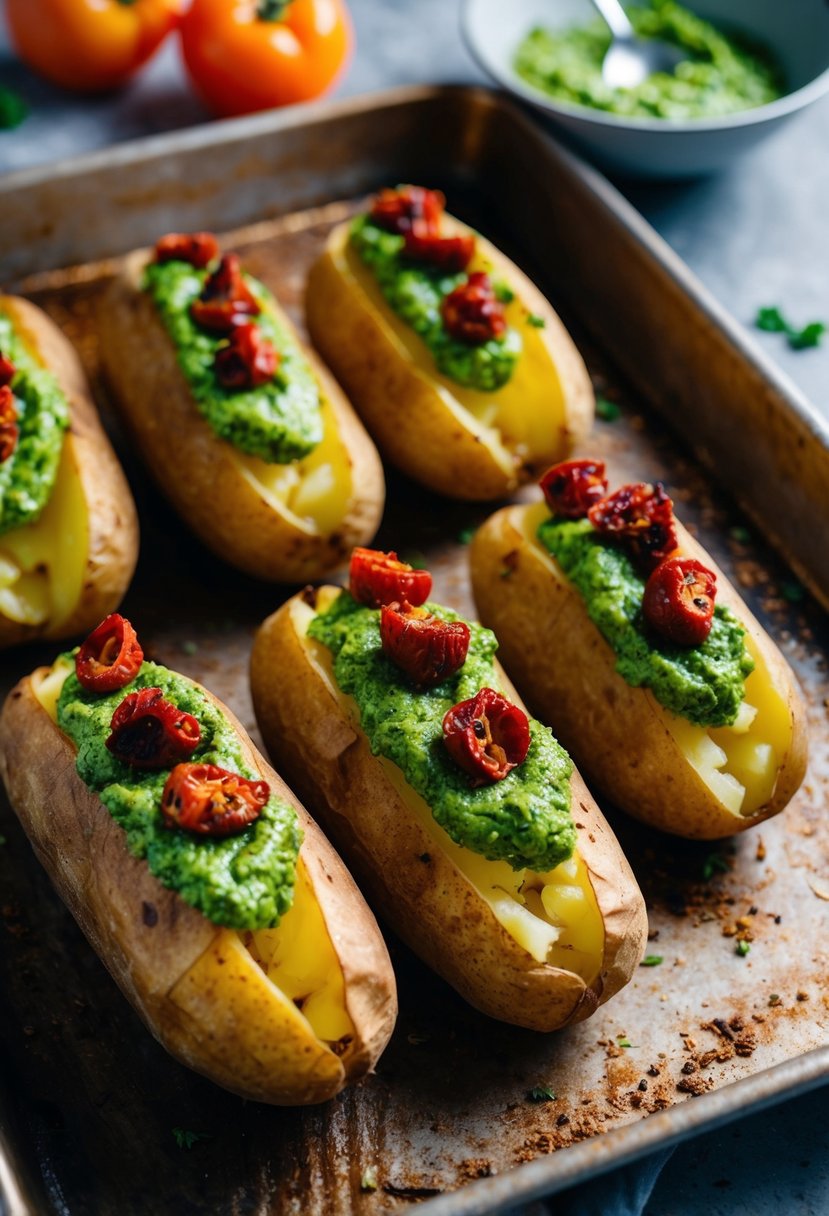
[0,87,827,1216]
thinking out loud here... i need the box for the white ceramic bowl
[462,0,829,177]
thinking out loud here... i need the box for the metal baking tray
[0,85,826,1216]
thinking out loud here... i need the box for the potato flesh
[0,437,88,628]
[294,593,604,980]
[231,392,354,536]
[33,661,353,1049]
[523,506,791,820]
[340,233,570,472]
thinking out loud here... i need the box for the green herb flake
[735,940,751,957]
[172,1128,210,1150]
[526,313,546,328]
[728,525,751,545]
[527,1085,556,1103]
[640,955,663,967]
[617,1036,634,1048]
[457,526,477,545]
[768,993,782,1007]
[755,306,788,333]
[494,282,516,304]
[400,551,428,571]
[596,396,621,422]
[781,579,805,603]
[0,834,6,846]
[180,640,199,656]
[788,321,825,350]
[702,851,730,881]
[755,306,825,350]
[0,87,28,130]
[360,1167,379,1192]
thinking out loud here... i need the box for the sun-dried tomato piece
[642,556,717,647]
[0,351,15,387]
[76,613,144,693]
[349,547,432,609]
[154,231,219,269]
[588,481,678,570]
[380,602,470,689]
[214,321,278,389]
[403,230,475,273]
[106,687,201,769]
[443,687,530,786]
[161,762,269,837]
[441,271,506,345]
[540,459,608,519]
[369,185,444,236]
[190,253,260,333]
[0,386,18,464]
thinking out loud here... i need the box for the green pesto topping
[0,312,70,536]
[309,591,575,872]
[57,659,301,930]
[538,517,753,727]
[143,259,323,464]
[349,214,522,392]
[514,0,783,121]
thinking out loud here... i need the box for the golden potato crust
[306,218,594,501]
[470,505,809,839]
[98,254,385,583]
[0,671,397,1106]
[0,295,138,648]
[250,591,647,1033]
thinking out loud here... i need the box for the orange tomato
[179,0,353,118]
[6,0,185,93]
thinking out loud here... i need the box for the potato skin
[470,504,809,839]
[250,591,647,1033]
[98,254,384,583]
[0,296,138,648]
[306,218,594,501]
[0,671,397,1106]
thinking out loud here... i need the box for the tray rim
[0,82,826,1215]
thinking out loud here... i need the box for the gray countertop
[0,3,827,1214]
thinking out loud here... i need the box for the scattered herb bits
[755,306,825,350]
[640,955,664,967]
[596,396,621,422]
[735,940,751,957]
[172,1128,210,1150]
[527,1085,556,1102]
[360,1167,379,1192]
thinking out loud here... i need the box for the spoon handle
[589,0,635,39]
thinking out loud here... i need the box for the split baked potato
[0,624,397,1105]
[98,235,384,582]
[470,492,808,840]
[305,187,594,500]
[0,295,138,647]
[250,579,647,1032]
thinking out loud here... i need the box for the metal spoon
[590,0,685,89]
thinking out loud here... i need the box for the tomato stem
[257,0,293,20]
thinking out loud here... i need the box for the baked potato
[250,560,647,1033]
[0,615,397,1105]
[469,465,808,840]
[305,186,594,500]
[0,295,138,647]
[98,232,384,583]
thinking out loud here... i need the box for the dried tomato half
[154,231,219,269]
[369,185,444,236]
[0,386,18,464]
[403,230,475,273]
[642,556,717,647]
[380,602,470,689]
[0,351,15,387]
[214,322,278,389]
[441,272,506,345]
[190,253,260,333]
[106,687,201,769]
[76,613,144,693]
[349,547,432,608]
[161,762,269,837]
[588,481,678,569]
[540,458,608,519]
[443,688,530,786]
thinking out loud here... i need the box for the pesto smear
[57,658,301,930]
[0,312,69,536]
[538,517,753,727]
[349,215,522,392]
[143,259,323,464]
[514,0,783,121]
[309,591,575,872]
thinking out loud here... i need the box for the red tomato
[179,0,353,118]
[6,0,185,93]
